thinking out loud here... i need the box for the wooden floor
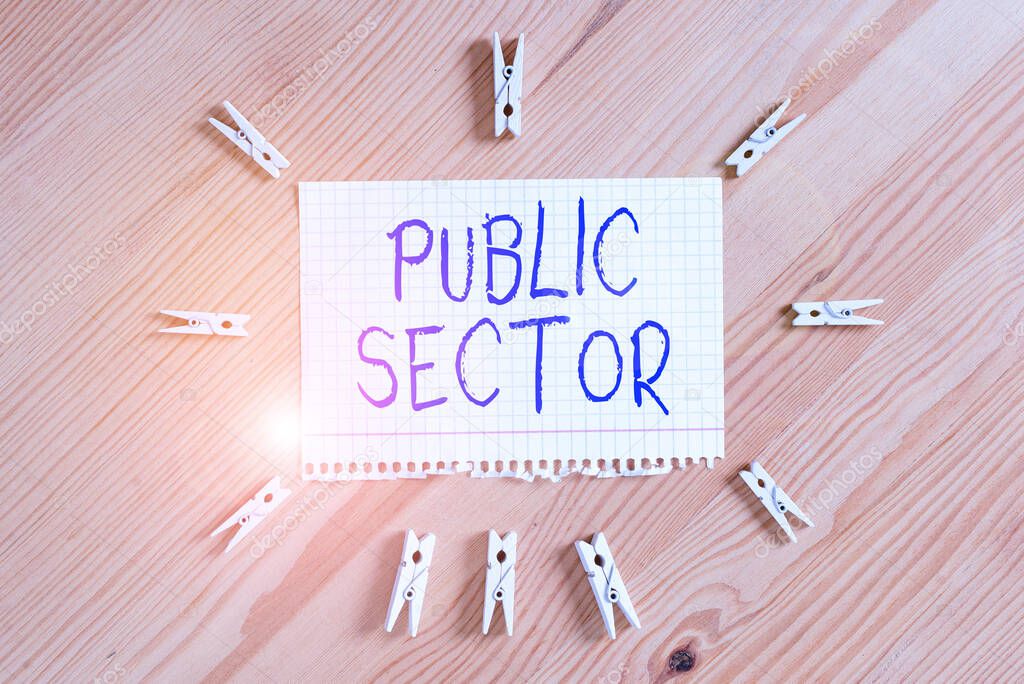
[2,1,1023,681]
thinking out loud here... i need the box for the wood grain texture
[2,0,1023,681]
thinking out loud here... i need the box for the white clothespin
[493,32,524,137]
[726,98,805,176]
[208,100,290,178]
[792,299,883,326]
[574,532,640,639]
[385,530,436,637]
[159,310,250,336]
[210,476,292,553]
[483,530,517,636]
[739,462,814,543]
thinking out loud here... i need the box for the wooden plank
[1,1,1022,681]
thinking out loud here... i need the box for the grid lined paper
[299,178,724,481]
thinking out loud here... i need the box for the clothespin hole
[189,318,201,327]
[809,310,820,317]
[503,103,514,117]
[496,549,507,563]
[264,493,273,503]
[262,152,271,161]
[412,550,422,564]
[222,320,233,329]
[594,554,605,567]
[240,515,249,524]
[743,150,753,158]
[757,479,765,488]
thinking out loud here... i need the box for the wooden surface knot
[668,647,696,672]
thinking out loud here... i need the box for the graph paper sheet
[299,178,724,481]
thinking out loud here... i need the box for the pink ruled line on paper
[309,427,724,437]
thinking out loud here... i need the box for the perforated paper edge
[302,455,720,483]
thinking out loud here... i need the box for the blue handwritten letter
[575,197,586,295]
[578,330,623,402]
[631,320,669,415]
[593,207,638,297]
[456,317,502,407]
[508,315,570,413]
[357,326,397,408]
[530,201,568,299]
[407,325,447,411]
[387,219,433,302]
[441,226,473,303]
[483,214,523,305]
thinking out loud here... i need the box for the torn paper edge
[302,455,720,483]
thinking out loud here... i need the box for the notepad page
[299,178,724,481]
